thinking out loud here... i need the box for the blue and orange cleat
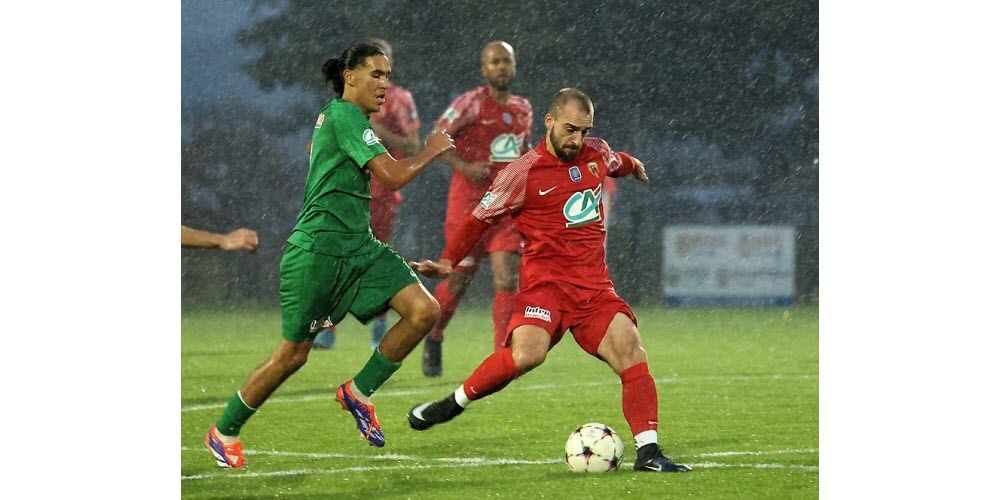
[336,381,385,447]
[205,425,246,468]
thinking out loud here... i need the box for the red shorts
[500,281,637,356]
[444,208,522,273]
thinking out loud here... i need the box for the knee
[409,296,441,331]
[513,345,547,372]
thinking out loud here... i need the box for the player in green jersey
[205,41,455,468]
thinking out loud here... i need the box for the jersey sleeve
[435,90,479,136]
[585,137,637,178]
[333,108,388,169]
[472,151,534,222]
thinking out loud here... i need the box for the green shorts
[278,238,419,343]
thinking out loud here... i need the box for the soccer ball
[564,422,625,473]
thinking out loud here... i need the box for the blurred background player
[314,38,422,351]
[181,225,258,252]
[407,88,691,473]
[422,40,533,377]
[205,42,454,468]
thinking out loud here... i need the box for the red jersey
[441,137,639,291]
[370,83,420,205]
[436,86,533,206]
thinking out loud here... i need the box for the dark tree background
[182,0,818,309]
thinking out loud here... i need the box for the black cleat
[422,337,442,377]
[633,444,692,473]
[407,394,464,431]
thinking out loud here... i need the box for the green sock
[215,391,257,436]
[353,349,402,397]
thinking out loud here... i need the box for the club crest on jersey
[479,191,497,208]
[568,166,582,182]
[502,112,512,124]
[489,133,524,162]
[362,128,381,146]
[587,162,600,178]
[563,184,603,228]
[442,106,460,124]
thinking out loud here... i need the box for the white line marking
[180,446,818,480]
[182,374,816,412]
[181,459,817,481]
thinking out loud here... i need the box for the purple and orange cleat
[205,425,246,468]
[336,381,385,447]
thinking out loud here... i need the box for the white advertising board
[662,225,796,306]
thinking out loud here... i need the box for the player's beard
[549,128,580,162]
[489,76,511,92]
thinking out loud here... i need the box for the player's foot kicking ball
[407,393,464,430]
[204,425,246,468]
[422,337,442,377]
[336,381,385,447]
[633,443,692,473]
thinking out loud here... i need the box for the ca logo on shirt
[489,133,524,162]
[479,191,497,208]
[442,107,460,124]
[563,185,603,228]
[362,128,381,146]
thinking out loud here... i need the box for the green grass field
[182,306,818,498]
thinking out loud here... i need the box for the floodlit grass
[182,306,818,498]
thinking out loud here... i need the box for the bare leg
[240,339,314,408]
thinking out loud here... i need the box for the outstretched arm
[609,152,649,183]
[367,129,455,191]
[181,226,259,252]
[409,215,491,279]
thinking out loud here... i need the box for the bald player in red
[406,88,691,473]
[422,40,534,377]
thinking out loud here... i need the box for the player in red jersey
[313,38,422,351]
[407,88,691,473]
[421,41,534,377]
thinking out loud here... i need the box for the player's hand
[425,129,455,156]
[221,228,259,253]
[408,259,454,279]
[632,158,649,183]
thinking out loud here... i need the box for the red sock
[463,347,519,401]
[430,281,462,341]
[492,290,517,351]
[620,363,659,437]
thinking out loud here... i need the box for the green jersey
[288,98,388,256]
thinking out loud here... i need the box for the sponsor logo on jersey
[479,191,497,208]
[563,184,603,227]
[568,166,582,182]
[363,128,381,146]
[442,107,460,124]
[489,133,525,162]
[314,114,325,129]
[524,306,551,322]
